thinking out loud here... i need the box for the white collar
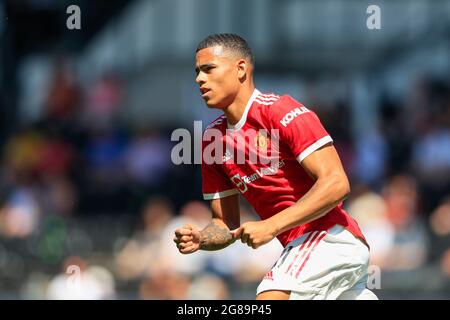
[227,88,261,130]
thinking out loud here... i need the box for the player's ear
[236,59,247,80]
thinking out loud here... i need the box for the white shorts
[257,224,378,300]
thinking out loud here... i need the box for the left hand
[231,220,277,249]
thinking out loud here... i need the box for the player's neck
[224,84,255,126]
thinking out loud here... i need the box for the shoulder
[202,114,227,150]
[254,93,309,124]
[254,91,282,106]
[204,114,227,132]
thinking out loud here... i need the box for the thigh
[256,290,290,300]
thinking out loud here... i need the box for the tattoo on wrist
[199,222,233,251]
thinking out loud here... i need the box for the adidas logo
[264,271,274,281]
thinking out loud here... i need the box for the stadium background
[0,0,449,299]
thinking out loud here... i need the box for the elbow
[328,173,351,203]
[341,178,351,201]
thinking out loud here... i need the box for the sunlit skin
[195,46,255,125]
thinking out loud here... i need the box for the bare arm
[199,194,240,251]
[267,143,350,235]
[232,143,351,249]
[174,194,240,253]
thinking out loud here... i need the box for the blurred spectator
[379,99,412,177]
[84,71,123,130]
[3,129,46,176]
[138,270,191,300]
[114,196,174,281]
[45,58,81,123]
[429,196,450,238]
[33,215,68,264]
[84,128,128,187]
[440,250,450,279]
[0,176,40,239]
[380,174,429,271]
[409,79,450,213]
[347,185,395,268]
[38,175,77,217]
[317,102,355,172]
[34,135,74,179]
[20,272,52,299]
[187,273,229,299]
[412,125,450,183]
[429,196,450,278]
[124,128,172,188]
[352,128,388,188]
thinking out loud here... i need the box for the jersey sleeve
[201,129,238,200]
[268,95,333,162]
[202,162,238,200]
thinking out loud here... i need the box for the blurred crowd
[0,58,449,299]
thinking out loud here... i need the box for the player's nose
[195,72,206,85]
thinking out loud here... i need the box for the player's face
[195,46,242,109]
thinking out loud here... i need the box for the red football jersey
[201,89,368,248]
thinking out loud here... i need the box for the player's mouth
[200,87,210,97]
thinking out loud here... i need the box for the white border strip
[254,99,275,105]
[296,135,333,162]
[257,96,279,102]
[203,188,239,200]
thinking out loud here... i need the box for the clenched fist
[231,220,277,249]
[173,224,201,254]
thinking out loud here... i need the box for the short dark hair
[196,33,254,64]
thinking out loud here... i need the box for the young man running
[174,33,378,300]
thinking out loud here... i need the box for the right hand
[173,224,201,254]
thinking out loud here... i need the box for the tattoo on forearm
[199,221,233,251]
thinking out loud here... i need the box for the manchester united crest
[254,131,270,151]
